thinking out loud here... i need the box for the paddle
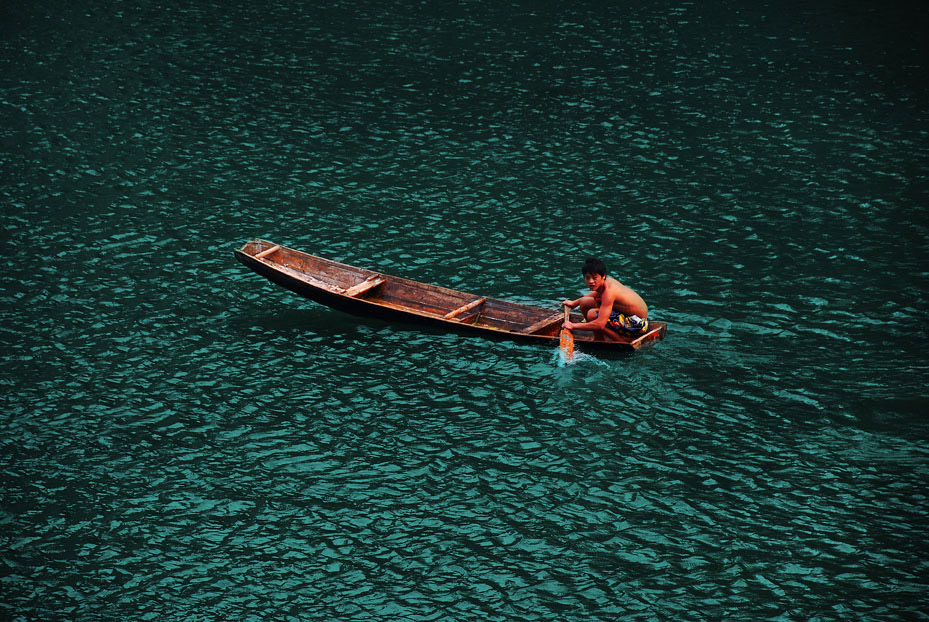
[560,305,574,360]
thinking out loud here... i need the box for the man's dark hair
[581,257,607,277]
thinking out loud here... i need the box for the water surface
[2,1,927,620]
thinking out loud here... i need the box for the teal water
[2,2,928,620]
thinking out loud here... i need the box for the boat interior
[240,240,569,336]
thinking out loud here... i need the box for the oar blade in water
[560,328,574,359]
[560,305,574,360]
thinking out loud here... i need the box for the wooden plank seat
[443,297,487,320]
[344,275,386,298]
[520,312,565,335]
[255,245,281,259]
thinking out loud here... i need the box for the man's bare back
[600,277,648,318]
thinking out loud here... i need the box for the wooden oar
[560,305,574,360]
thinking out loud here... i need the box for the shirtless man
[562,257,649,341]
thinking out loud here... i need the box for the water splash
[552,346,595,367]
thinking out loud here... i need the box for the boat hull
[234,240,667,352]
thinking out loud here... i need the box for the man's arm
[564,292,614,331]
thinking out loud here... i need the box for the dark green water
[2,1,928,620]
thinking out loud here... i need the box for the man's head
[581,257,606,277]
[581,257,607,291]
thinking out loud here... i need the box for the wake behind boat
[234,239,667,352]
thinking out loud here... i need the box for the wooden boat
[234,240,667,352]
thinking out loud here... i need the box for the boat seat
[520,312,564,334]
[344,275,386,298]
[254,245,281,259]
[443,297,487,320]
